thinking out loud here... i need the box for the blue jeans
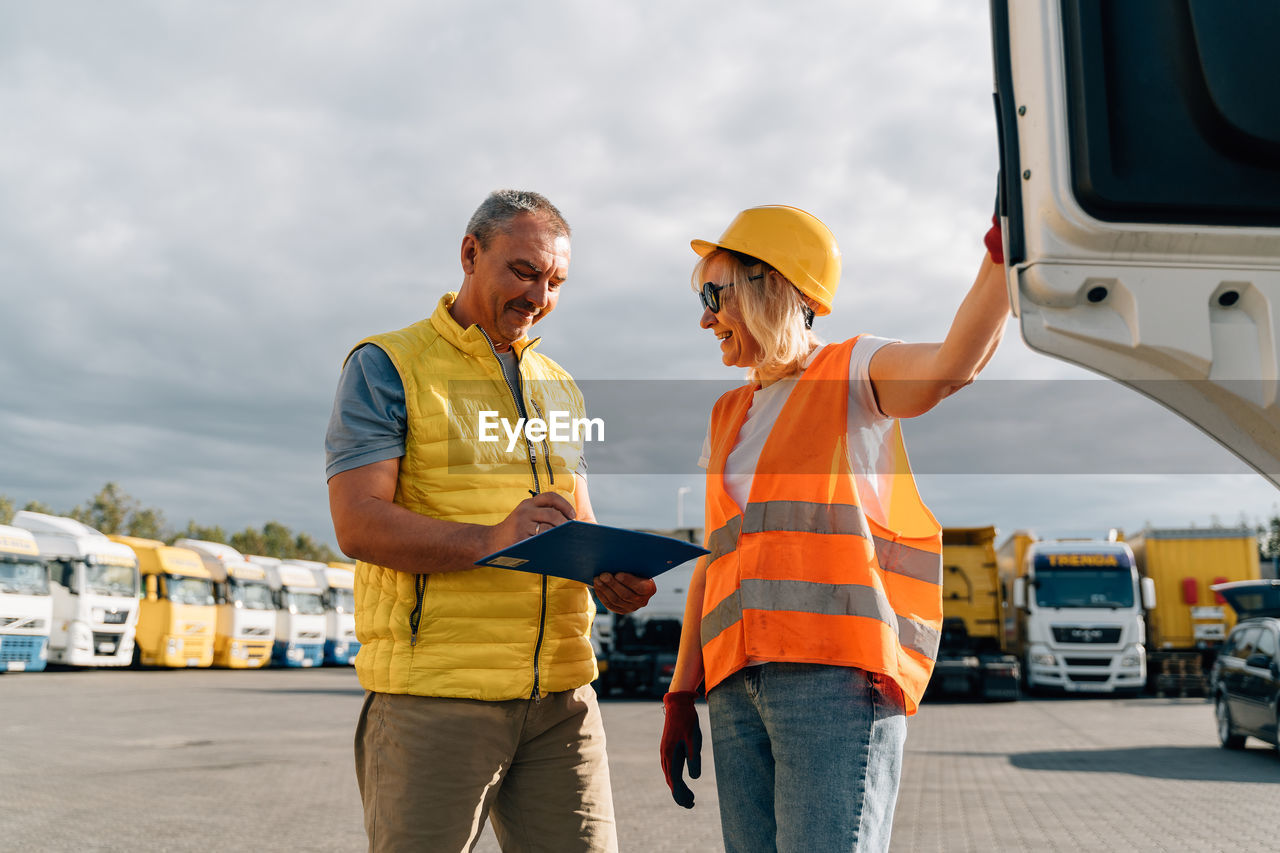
[707,663,907,853]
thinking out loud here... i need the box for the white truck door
[991,0,1280,484]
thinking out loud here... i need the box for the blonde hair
[692,249,822,383]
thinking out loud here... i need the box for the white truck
[310,562,359,666]
[251,556,326,667]
[1009,539,1156,695]
[599,557,696,698]
[176,539,277,669]
[0,524,53,673]
[11,511,139,667]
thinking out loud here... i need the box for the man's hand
[488,492,576,553]
[593,572,657,614]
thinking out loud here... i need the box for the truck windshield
[166,575,215,606]
[329,589,355,614]
[1035,569,1135,609]
[231,580,275,611]
[85,563,139,597]
[0,558,50,595]
[286,591,325,615]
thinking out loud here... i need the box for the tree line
[0,482,341,563]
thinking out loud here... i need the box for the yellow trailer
[1128,527,1261,695]
[995,530,1036,652]
[928,527,1020,700]
[109,536,216,668]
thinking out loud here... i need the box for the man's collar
[429,292,542,357]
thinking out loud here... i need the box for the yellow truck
[927,527,1020,700]
[110,536,216,668]
[176,539,276,668]
[1127,527,1262,695]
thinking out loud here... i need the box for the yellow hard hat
[691,205,841,315]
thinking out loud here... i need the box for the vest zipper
[409,574,426,646]
[530,398,555,488]
[482,332,542,495]
[480,331,549,699]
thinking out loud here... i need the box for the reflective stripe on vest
[700,497,943,659]
[701,578,942,660]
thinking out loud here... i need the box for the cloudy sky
[2,0,1275,551]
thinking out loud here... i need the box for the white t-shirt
[698,336,898,523]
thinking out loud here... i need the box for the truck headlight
[167,638,181,655]
[1032,653,1057,667]
[1120,653,1141,668]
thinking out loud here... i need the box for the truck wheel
[1216,694,1246,749]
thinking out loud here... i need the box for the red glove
[983,212,1005,265]
[660,691,702,809]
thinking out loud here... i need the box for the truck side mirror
[1012,577,1027,610]
[1141,577,1157,610]
[144,575,158,602]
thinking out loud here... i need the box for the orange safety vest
[700,338,943,714]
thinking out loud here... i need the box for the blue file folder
[474,521,709,584]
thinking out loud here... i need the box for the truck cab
[252,557,325,667]
[111,536,216,668]
[1013,540,1156,695]
[0,524,53,673]
[176,539,276,669]
[314,562,359,666]
[11,512,139,667]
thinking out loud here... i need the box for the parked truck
[176,539,276,669]
[926,527,1019,700]
[0,524,52,672]
[1001,533,1156,695]
[12,511,139,667]
[110,536,216,668]
[315,562,359,665]
[1128,527,1261,696]
[597,529,702,697]
[251,557,326,667]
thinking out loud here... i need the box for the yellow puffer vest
[351,293,595,700]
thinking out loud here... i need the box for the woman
[660,204,1008,852]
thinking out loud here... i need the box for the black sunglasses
[699,263,765,313]
[699,281,731,313]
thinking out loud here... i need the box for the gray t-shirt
[324,343,586,480]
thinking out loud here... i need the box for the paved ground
[2,668,1277,851]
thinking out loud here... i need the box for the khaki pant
[355,686,617,853]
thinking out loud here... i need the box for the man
[326,189,657,852]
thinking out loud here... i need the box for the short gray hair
[465,190,570,248]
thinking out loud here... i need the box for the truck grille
[1066,673,1110,682]
[1052,626,1122,644]
[1064,657,1113,667]
[240,626,271,637]
[1,617,46,630]
[101,610,130,625]
[298,631,323,640]
[0,635,43,662]
[92,632,121,656]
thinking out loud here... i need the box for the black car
[1210,580,1280,750]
